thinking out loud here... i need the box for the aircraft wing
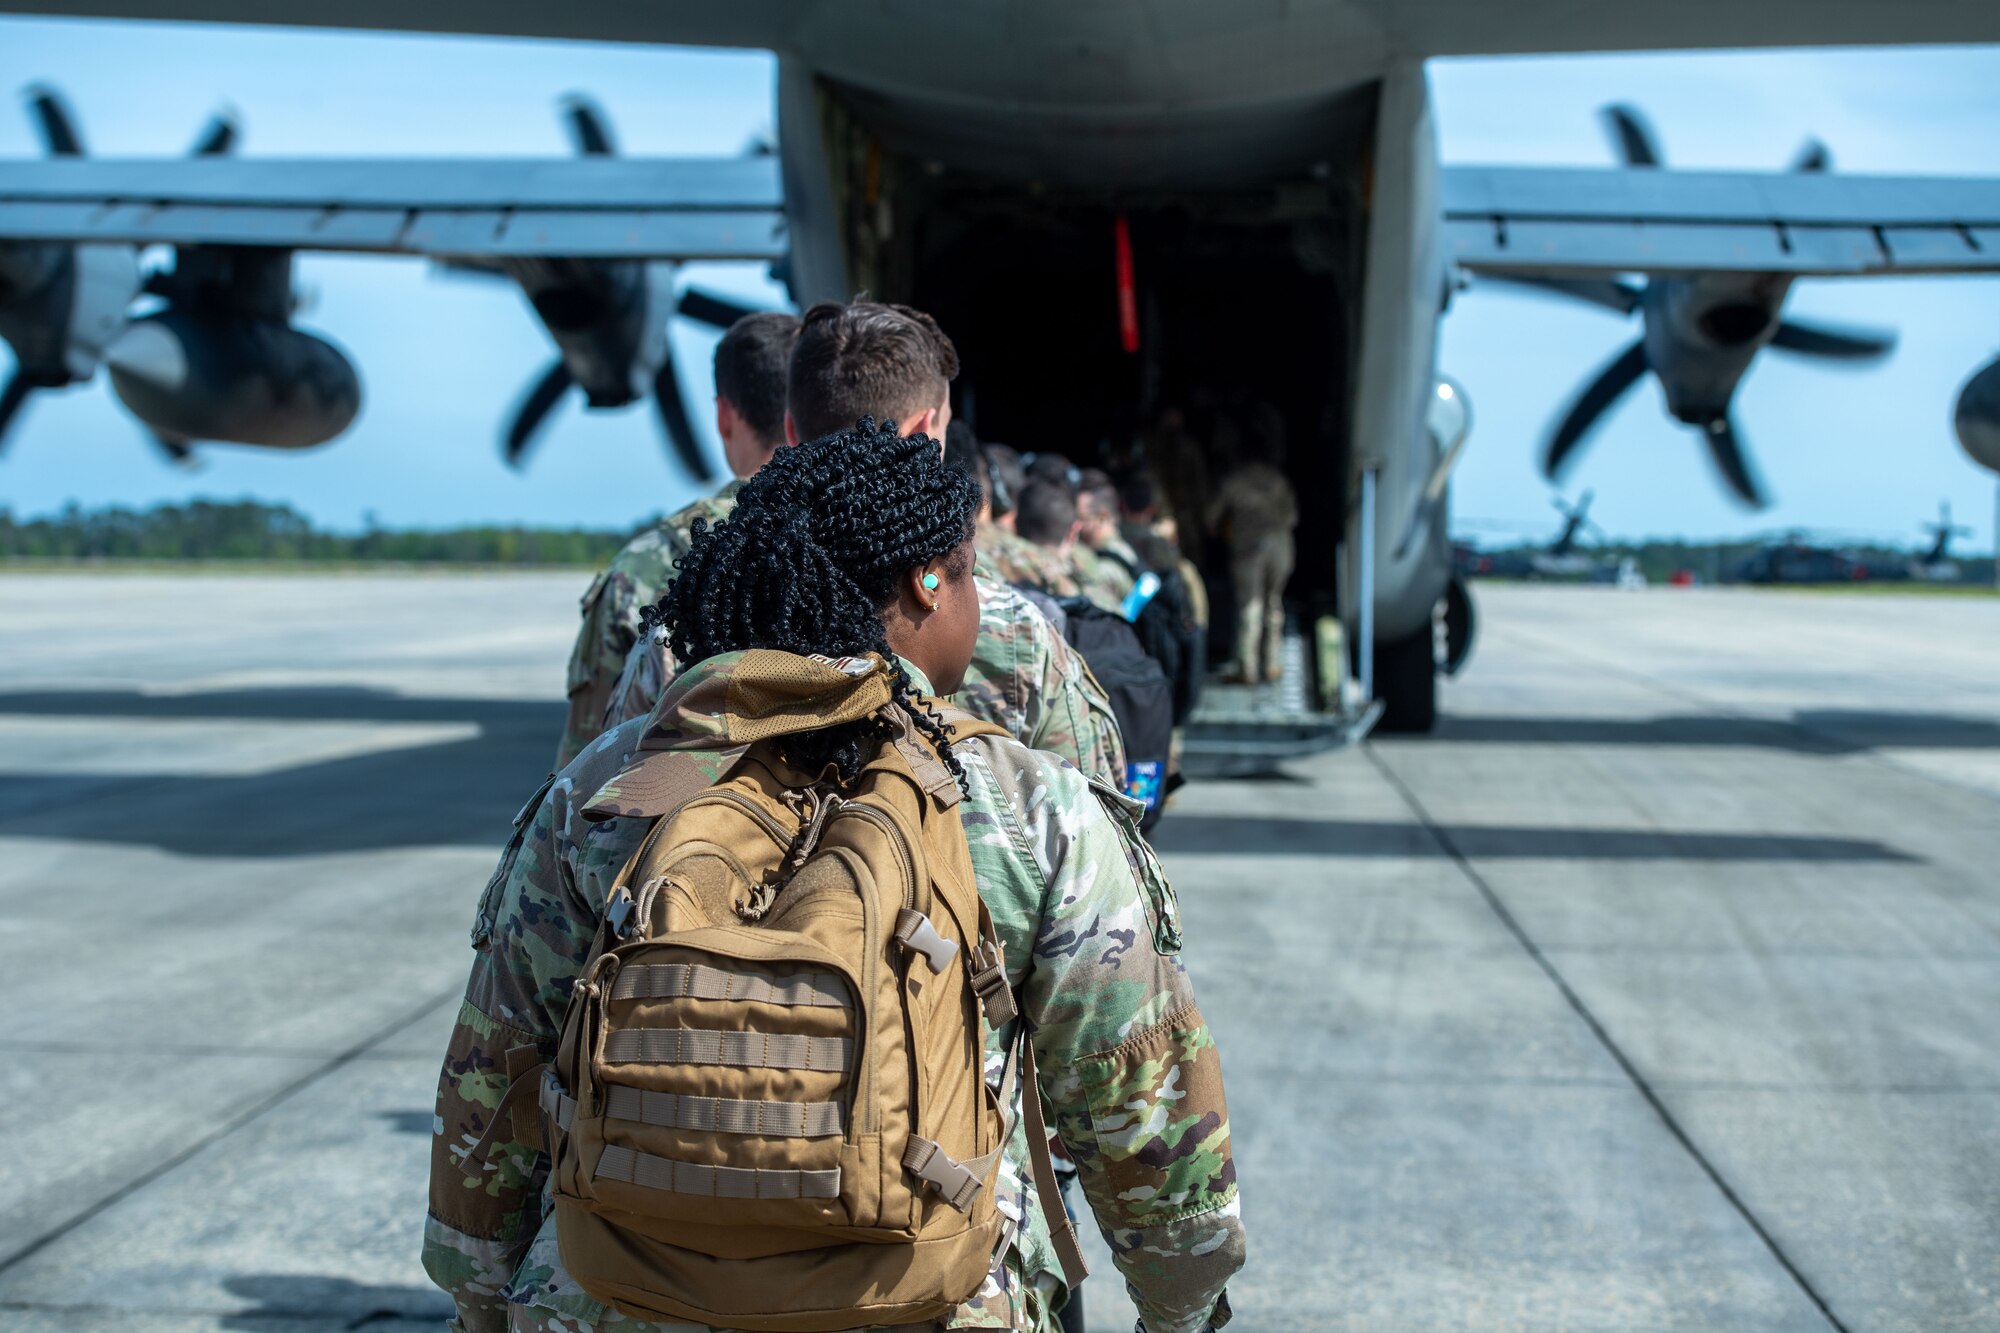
[1443,166,2000,277]
[0,156,785,260]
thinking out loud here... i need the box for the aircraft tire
[1373,627,1438,733]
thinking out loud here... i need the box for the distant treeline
[1474,537,1996,585]
[0,499,640,566]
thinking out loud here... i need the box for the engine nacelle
[0,241,141,386]
[1642,272,1791,425]
[506,256,661,407]
[1956,356,2000,476]
[104,309,360,448]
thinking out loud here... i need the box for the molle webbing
[542,1077,844,1139]
[602,1028,850,1073]
[611,963,849,1009]
[597,1144,842,1200]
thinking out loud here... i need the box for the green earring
[922,573,940,590]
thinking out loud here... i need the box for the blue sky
[0,18,1996,551]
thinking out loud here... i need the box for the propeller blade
[1543,339,1649,480]
[501,360,573,467]
[188,108,238,157]
[149,432,198,468]
[0,367,34,451]
[1768,319,1894,361]
[1481,273,1643,316]
[1789,138,1831,173]
[677,287,762,331]
[650,356,716,484]
[559,93,617,157]
[1703,416,1769,509]
[1600,104,1662,168]
[24,84,85,156]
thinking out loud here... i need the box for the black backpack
[1054,596,1175,831]
[1102,550,1206,726]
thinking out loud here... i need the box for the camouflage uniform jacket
[974,523,1082,599]
[556,482,744,767]
[596,559,1126,792]
[423,653,1244,1333]
[1071,540,1139,615]
[1205,464,1297,548]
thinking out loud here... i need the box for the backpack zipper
[833,801,919,1137]
[838,802,917,914]
[694,789,795,849]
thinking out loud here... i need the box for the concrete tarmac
[1,574,1996,1332]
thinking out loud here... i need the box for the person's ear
[907,563,943,611]
[716,395,739,441]
[784,410,801,447]
[902,407,937,440]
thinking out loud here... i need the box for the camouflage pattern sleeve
[557,528,678,767]
[960,737,1243,1333]
[423,723,654,1332]
[559,488,746,765]
[1071,545,1136,615]
[600,629,677,736]
[952,576,1126,790]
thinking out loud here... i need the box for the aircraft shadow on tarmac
[219,1274,451,1329]
[0,688,1935,864]
[0,687,561,857]
[1152,815,1914,862]
[1432,709,2000,755]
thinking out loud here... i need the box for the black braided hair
[653,416,979,789]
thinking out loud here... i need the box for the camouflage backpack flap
[542,659,1027,1333]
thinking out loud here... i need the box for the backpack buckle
[968,940,1017,1028]
[903,1135,983,1212]
[893,908,959,974]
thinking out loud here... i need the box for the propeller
[1513,103,1896,509]
[678,288,761,331]
[502,360,574,466]
[0,367,32,450]
[3,84,240,461]
[1544,340,1648,480]
[497,93,727,484]
[1600,105,1662,168]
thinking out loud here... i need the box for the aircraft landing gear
[1372,627,1437,733]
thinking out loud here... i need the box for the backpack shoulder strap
[1020,1035,1090,1289]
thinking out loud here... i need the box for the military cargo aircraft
[3,1,2000,742]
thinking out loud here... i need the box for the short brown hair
[788,299,959,441]
[713,311,799,447]
[1015,479,1079,547]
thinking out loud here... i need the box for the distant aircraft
[1454,490,1612,580]
[4,0,2000,739]
[1910,500,1973,581]
[1731,536,1869,585]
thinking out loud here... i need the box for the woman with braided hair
[649,416,983,792]
[425,419,1245,1333]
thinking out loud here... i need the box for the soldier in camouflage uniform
[605,575,1123,792]
[1071,470,1142,613]
[1207,412,1298,685]
[976,523,1084,600]
[588,300,1122,785]
[424,423,1242,1333]
[556,312,800,766]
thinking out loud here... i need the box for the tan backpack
[534,653,1086,1331]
